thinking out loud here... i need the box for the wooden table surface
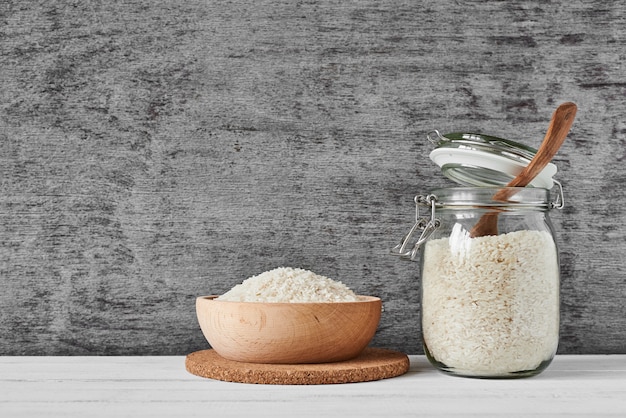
[1,355,625,417]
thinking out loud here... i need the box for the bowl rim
[196,295,381,304]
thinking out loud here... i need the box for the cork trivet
[185,347,409,385]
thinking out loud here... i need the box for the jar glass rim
[428,187,552,209]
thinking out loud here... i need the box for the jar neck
[429,187,552,210]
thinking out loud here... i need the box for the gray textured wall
[1,0,625,355]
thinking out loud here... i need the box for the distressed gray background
[1,0,625,355]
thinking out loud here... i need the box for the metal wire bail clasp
[391,194,440,261]
[426,129,447,145]
[551,179,565,210]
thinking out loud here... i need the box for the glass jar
[393,131,565,378]
[417,188,562,378]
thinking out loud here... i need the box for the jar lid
[427,131,557,189]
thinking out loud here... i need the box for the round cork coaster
[185,347,410,385]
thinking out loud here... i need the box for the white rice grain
[422,230,559,375]
[216,267,358,303]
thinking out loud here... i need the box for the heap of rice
[216,267,358,303]
[421,230,559,375]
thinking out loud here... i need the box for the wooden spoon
[469,102,577,237]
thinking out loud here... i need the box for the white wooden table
[1,355,625,417]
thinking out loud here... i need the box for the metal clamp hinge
[551,179,565,210]
[391,194,440,261]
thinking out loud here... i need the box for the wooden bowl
[196,295,382,364]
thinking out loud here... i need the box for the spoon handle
[470,102,577,237]
[505,102,577,189]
